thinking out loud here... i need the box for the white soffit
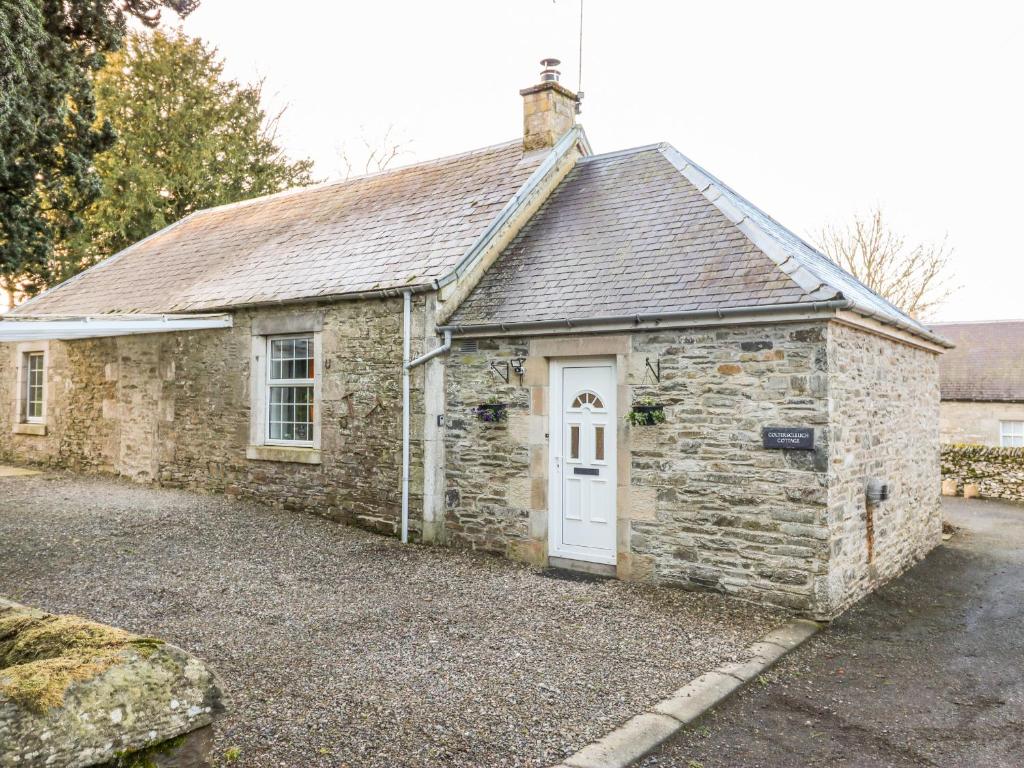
[0,313,233,342]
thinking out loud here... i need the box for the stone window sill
[13,423,46,436]
[246,444,321,465]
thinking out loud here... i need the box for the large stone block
[0,599,223,768]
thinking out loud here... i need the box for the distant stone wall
[941,444,1024,502]
[0,598,222,768]
[824,323,942,617]
[0,297,433,536]
[444,322,834,614]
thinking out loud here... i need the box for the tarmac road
[641,497,1024,767]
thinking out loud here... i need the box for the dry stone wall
[941,444,1024,502]
[0,297,430,535]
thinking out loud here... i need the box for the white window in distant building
[1000,420,1024,448]
[266,335,315,445]
[23,352,44,423]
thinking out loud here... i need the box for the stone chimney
[520,58,580,152]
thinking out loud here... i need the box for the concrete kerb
[552,618,822,768]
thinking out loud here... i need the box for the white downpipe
[401,290,412,544]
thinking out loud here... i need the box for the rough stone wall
[0,339,119,471]
[941,444,1024,502]
[443,322,834,613]
[824,323,942,617]
[0,298,430,535]
[443,337,535,555]
[939,400,1024,446]
[627,325,831,613]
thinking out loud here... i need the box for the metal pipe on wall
[400,292,453,546]
[401,290,412,544]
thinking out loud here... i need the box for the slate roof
[930,321,1024,401]
[448,144,944,346]
[16,140,549,315]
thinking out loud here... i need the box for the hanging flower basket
[476,400,508,423]
[626,397,665,427]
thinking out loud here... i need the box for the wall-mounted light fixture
[489,358,526,385]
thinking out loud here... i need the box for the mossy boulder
[0,598,223,768]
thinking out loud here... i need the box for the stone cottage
[932,320,1024,446]
[0,64,951,618]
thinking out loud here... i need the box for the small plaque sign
[762,426,814,450]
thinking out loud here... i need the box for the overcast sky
[178,1,1023,322]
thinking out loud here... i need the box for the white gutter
[0,313,233,342]
[437,299,953,350]
[400,290,454,544]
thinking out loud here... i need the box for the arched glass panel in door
[570,390,605,410]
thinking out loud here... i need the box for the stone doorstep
[552,618,822,768]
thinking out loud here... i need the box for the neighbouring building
[932,320,1024,446]
[0,62,952,619]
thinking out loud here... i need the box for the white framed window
[247,314,323,463]
[1000,420,1024,448]
[265,335,315,446]
[23,352,45,422]
[12,344,47,432]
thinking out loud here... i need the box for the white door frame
[548,357,618,565]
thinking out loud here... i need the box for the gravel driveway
[0,472,784,767]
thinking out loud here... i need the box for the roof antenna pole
[577,0,584,94]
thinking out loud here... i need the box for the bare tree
[337,126,412,180]
[816,207,957,319]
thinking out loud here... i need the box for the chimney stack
[520,58,580,152]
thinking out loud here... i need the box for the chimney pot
[539,57,561,83]
[520,58,579,151]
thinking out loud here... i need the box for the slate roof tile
[448,144,940,342]
[18,140,547,315]
[931,321,1024,401]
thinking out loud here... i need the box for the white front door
[549,359,617,565]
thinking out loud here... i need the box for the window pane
[25,353,43,419]
[1001,422,1024,447]
[268,385,314,443]
[269,336,313,382]
[595,425,605,461]
[571,391,604,409]
[569,424,580,459]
